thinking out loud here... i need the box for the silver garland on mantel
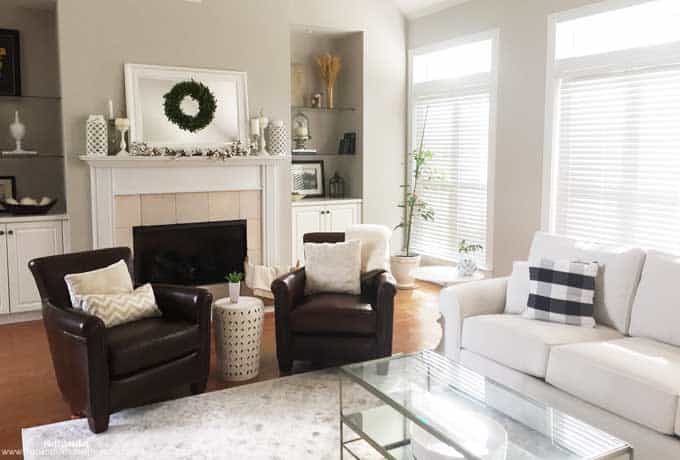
[129,141,258,160]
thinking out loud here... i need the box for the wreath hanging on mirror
[163,80,217,133]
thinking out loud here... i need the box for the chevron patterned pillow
[75,283,161,328]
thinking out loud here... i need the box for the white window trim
[407,29,499,270]
[541,0,680,231]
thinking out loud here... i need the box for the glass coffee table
[339,351,632,460]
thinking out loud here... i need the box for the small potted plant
[457,240,483,277]
[227,272,244,303]
[392,110,435,289]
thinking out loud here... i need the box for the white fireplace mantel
[81,155,288,265]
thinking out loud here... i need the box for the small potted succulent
[457,240,483,277]
[226,272,244,303]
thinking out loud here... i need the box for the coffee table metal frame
[339,351,633,460]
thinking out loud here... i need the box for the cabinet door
[7,221,64,313]
[291,206,325,264]
[326,204,361,233]
[0,225,8,314]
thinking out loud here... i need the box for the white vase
[457,256,478,277]
[86,114,108,156]
[229,282,241,303]
[390,254,421,290]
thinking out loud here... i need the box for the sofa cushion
[505,261,529,314]
[546,337,680,435]
[461,314,622,377]
[529,232,645,333]
[290,294,375,335]
[106,318,200,378]
[629,251,680,347]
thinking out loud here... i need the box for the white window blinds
[410,61,494,267]
[553,66,680,254]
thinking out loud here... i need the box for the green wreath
[163,80,217,133]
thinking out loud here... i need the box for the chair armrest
[360,269,388,304]
[271,267,306,315]
[438,277,508,360]
[41,301,109,418]
[374,272,397,356]
[152,284,213,325]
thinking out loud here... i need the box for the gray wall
[409,0,599,275]
[57,0,406,263]
[0,5,65,211]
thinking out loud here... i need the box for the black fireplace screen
[133,220,247,286]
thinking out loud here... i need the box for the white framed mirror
[124,63,249,148]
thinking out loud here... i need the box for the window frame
[407,29,499,270]
[542,0,680,232]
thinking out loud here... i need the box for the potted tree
[392,112,435,289]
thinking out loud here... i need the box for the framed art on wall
[291,160,325,197]
[0,29,21,97]
[0,176,17,212]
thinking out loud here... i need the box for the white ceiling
[395,0,473,19]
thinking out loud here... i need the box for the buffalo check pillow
[523,258,599,328]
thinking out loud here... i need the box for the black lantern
[329,172,346,198]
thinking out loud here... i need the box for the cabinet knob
[7,230,13,235]
[0,231,4,236]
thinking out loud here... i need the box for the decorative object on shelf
[315,53,341,109]
[86,114,109,157]
[0,176,16,212]
[0,196,57,216]
[291,192,304,202]
[291,63,306,107]
[2,111,36,156]
[457,239,483,276]
[226,271,244,304]
[338,132,356,155]
[163,79,217,133]
[114,118,130,156]
[311,93,322,108]
[269,120,288,156]
[106,99,121,155]
[0,29,21,96]
[257,109,269,155]
[128,140,255,160]
[329,172,346,198]
[391,108,436,289]
[292,112,314,152]
[291,160,325,197]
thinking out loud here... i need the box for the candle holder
[115,118,130,156]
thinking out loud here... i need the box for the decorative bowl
[0,198,58,215]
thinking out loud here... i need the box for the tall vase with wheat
[316,53,341,109]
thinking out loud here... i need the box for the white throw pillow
[346,224,391,272]
[629,251,680,347]
[64,260,134,309]
[528,232,645,333]
[304,240,362,295]
[76,283,161,328]
[505,261,529,314]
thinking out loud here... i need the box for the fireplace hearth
[133,220,247,286]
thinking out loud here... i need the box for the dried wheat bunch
[315,53,342,87]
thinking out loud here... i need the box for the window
[409,32,497,268]
[545,0,680,254]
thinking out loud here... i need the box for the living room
[0,0,678,458]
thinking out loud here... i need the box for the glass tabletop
[340,351,631,460]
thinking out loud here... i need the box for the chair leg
[190,379,207,395]
[87,414,110,434]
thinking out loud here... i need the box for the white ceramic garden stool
[213,296,264,382]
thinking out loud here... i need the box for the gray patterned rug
[22,370,374,460]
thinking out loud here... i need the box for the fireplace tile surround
[114,191,262,265]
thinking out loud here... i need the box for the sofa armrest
[437,277,508,360]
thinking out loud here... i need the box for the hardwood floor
[0,281,441,456]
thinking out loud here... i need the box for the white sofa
[438,232,680,459]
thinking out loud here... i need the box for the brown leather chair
[28,247,212,433]
[271,232,396,371]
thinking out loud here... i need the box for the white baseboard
[0,310,42,325]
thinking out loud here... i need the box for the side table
[213,296,264,382]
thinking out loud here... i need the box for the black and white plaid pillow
[523,258,598,328]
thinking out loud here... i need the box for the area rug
[21,370,373,460]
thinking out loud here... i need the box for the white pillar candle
[108,100,114,120]
[250,117,260,135]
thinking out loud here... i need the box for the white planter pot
[390,254,421,290]
[457,257,478,277]
[229,282,241,303]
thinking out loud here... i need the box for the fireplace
[133,220,247,286]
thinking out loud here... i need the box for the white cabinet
[291,199,361,264]
[0,216,69,315]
